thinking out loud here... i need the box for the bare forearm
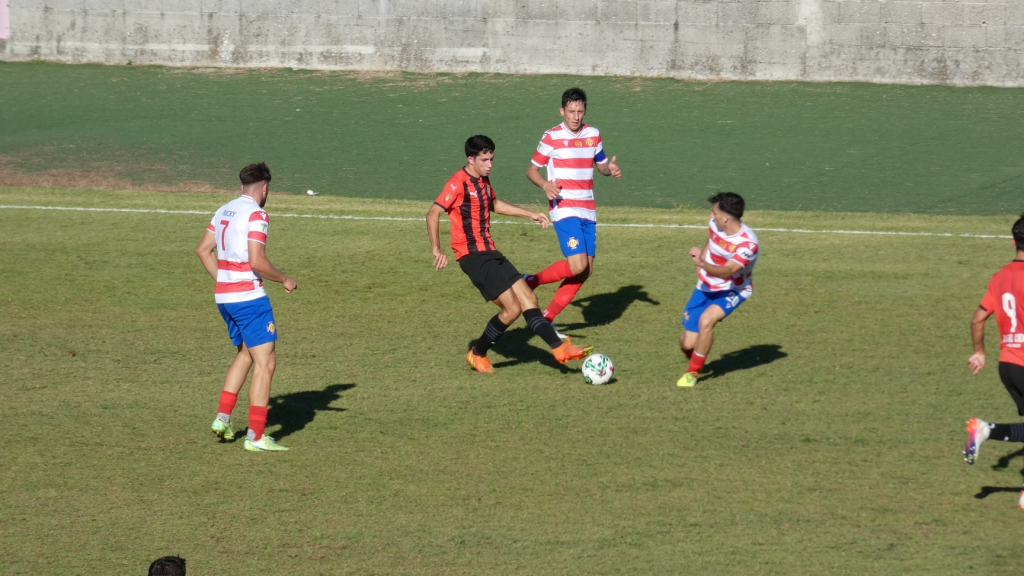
[251,258,289,284]
[197,251,218,280]
[427,209,443,252]
[972,320,987,354]
[699,263,739,279]
[494,200,532,219]
[526,165,547,188]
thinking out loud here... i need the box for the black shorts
[458,250,521,302]
[998,362,1024,416]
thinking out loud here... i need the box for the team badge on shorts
[567,237,579,250]
[267,321,276,334]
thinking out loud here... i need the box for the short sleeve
[593,133,607,163]
[207,214,216,233]
[980,283,997,313]
[732,241,758,266]
[435,177,462,212]
[531,133,554,167]
[247,210,269,244]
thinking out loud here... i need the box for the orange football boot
[552,337,594,364]
[466,349,495,373]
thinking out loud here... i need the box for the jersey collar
[462,167,486,182]
[560,122,586,138]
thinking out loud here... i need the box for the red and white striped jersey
[531,123,608,222]
[697,218,759,298]
[206,195,269,304]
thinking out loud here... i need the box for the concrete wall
[1,1,1022,87]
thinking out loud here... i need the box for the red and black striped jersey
[434,168,497,260]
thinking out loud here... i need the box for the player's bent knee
[502,301,522,320]
[569,263,591,278]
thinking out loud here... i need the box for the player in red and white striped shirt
[195,162,297,452]
[523,88,622,337]
[678,192,759,388]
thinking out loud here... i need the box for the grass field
[4,184,1024,575]
[2,62,1024,214]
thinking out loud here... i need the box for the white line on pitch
[0,204,1010,239]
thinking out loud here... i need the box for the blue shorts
[553,216,597,258]
[681,288,747,333]
[217,296,278,348]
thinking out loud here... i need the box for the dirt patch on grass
[0,156,235,194]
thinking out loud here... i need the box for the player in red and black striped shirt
[427,135,595,373]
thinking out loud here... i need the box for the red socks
[544,279,584,321]
[687,352,707,374]
[534,260,574,286]
[248,405,268,441]
[217,391,238,417]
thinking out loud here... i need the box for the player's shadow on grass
[701,344,787,380]
[974,486,1023,500]
[485,329,574,373]
[558,284,659,334]
[266,383,354,440]
[990,447,1024,471]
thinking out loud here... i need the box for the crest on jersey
[586,138,594,146]
[567,237,579,250]
[728,244,737,253]
[445,193,451,201]
[574,140,583,147]
[266,321,276,334]
[257,222,268,233]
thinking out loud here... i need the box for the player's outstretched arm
[597,156,622,179]
[968,306,992,374]
[494,199,550,228]
[426,204,449,270]
[249,240,297,293]
[195,230,219,281]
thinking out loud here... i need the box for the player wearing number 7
[963,215,1024,510]
[195,162,297,452]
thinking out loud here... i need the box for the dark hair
[148,556,186,576]
[708,192,745,219]
[561,87,587,109]
[465,135,495,158]
[239,162,272,186]
[1014,213,1024,251]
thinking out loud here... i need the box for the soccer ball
[581,353,614,385]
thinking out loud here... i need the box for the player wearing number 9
[963,214,1024,509]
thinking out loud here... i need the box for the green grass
[3,186,1024,575]
[1,62,1023,214]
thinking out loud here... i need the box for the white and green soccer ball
[581,353,614,385]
